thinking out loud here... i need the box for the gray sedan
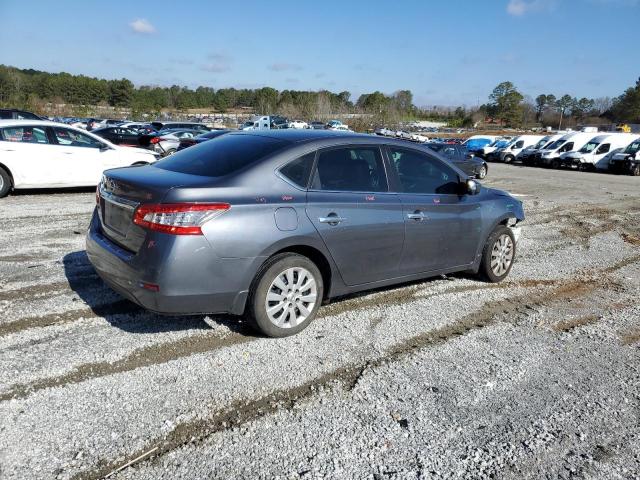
[87,130,524,337]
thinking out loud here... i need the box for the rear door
[306,145,404,286]
[386,145,483,274]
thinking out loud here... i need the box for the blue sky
[1,0,638,106]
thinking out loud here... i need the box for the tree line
[1,64,637,128]
[478,79,640,129]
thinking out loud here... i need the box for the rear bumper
[85,211,258,316]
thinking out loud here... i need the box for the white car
[0,120,158,198]
[288,120,309,129]
[410,133,429,143]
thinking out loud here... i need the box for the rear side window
[0,126,49,144]
[155,134,288,177]
[280,152,315,188]
[389,147,459,195]
[311,146,387,192]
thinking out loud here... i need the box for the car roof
[0,119,67,127]
[226,129,365,143]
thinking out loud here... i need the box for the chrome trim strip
[99,186,139,210]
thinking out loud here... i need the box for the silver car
[87,130,524,337]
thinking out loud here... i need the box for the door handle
[318,215,346,225]
[407,211,427,221]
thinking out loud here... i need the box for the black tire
[0,167,12,198]
[631,164,640,176]
[503,154,515,164]
[476,164,488,179]
[246,253,324,337]
[550,159,560,169]
[479,225,516,283]
[162,148,176,158]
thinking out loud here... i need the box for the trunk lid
[98,165,213,252]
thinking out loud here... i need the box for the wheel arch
[0,162,15,186]
[270,244,333,301]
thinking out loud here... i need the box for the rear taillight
[133,203,230,235]
[150,137,162,144]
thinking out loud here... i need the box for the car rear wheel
[0,167,12,198]
[477,164,487,179]
[247,253,324,337]
[631,164,640,176]
[550,159,560,169]
[163,148,176,157]
[479,226,516,283]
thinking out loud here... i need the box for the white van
[608,137,640,175]
[537,132,596,168]
[496,135,545,163]
[520,133,566,165]
[560,133,639,170]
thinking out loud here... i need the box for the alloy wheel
[264,267,318,328]
[490,234,514,277]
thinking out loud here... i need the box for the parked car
[520,134,564,166]
[426,143,488,179]
[558,133,639,170]
[494,135,545,163]
[86,130,523,337]
[0,109,44,120]
[0,120,157,198]
[144,129,203,157]
[92,126,143,147]
[476,138,510,159]
[327,120,349,131]
[609,138,640,175]
[410,133,429,143]
[288,120,309,129]
[462,135,497,155]
[150,121,210,132]
[176,129,231,151]
[119,122,157,135]
[309,121,327,130]
[375,128,395,137]
[536,132,596,168]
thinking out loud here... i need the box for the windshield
[579,141,599,153]
[623,141,640,154]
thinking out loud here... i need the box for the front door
[306,145,404,286]
[386,145,483,274]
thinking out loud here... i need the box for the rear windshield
[154,134,288,177]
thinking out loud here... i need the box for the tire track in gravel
[70,269,619,480]
[0,275,101,302]
[3,255,638,404]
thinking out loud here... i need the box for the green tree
[611,77,640,123]
[108,79,134,107]
[555,94,574,129]
[488,81,524,127]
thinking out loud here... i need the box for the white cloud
[506,0,555,15]
[201,52,233,73]
[129,19,156,34]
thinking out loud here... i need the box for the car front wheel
[247,253,323,337]
[477,164,487,179]
[479,225,516,282]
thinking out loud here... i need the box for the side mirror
[465,153,474,159]
[465,179,481,195]
[98,143,110,151]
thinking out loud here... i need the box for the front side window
[596,143,610,154]
[558,142,574,153]
[0,126,49,144]
[53,128,103,148]
[389,147,459,195]
[514,140,524,148]
[533,138,549,149]
[280,152,315,188]
[311,146,387,192]
[547,139,565,151]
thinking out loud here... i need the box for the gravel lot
[1,164,639,479]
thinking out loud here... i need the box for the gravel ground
[0,164,639,479]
